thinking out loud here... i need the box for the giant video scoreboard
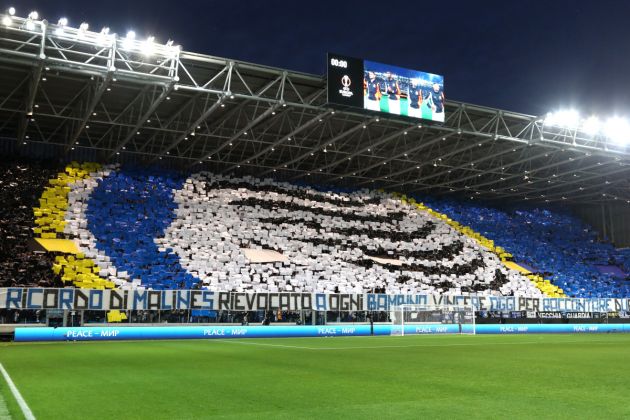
[327,53,445,123]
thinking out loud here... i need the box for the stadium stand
[62,166,538,295]
[2,160,627,298]
[0,161,62,288]
[420,198,630,298]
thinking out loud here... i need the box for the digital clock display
[329,58,348,68]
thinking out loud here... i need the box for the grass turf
[1,333,629,419]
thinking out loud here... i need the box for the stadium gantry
[0,11,629,205]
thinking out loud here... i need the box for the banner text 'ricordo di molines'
[2,288,630,313]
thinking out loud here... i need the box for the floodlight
[122,31,136,50]
[604,117,630,146]
[96,27,111,45]
[2,16,11,26]
[25,19,35,30]
[28,11,38,20]
[545,109,579,127]
[581,116,601,135]
[79,22,89,31]
[8,7,15,16]
[142,36,155,55]
[55,17,68,35]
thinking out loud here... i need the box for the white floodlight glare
[28,10,38,20]
[97,27,111,45]
[76,22,89,39]
[556,109,579,127]
[25,19,35,31]
[8,7,15,16]
[167,43,181,58]
[545,109,579,128]
[604,117,630,146]
[2,15,11,26]
[55,17,68,35]
[122,30,136,50]
[142,36,155,55]
[581,116,601,135]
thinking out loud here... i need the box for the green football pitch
[1,334,630,419]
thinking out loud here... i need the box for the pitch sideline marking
[215,337,624,351]
[0,363,35,420]
[0,389,10,420]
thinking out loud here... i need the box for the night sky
[11,0,630,117]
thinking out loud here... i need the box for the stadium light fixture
[97,27,112,46]
[55,17,68,35]
[582,116,601,135]
[142,36,155,55]
[164,39,180,57]
[25,17,36,31]
[545,109,580,128]
[28,10,38,20]
[604,117,630,146]
[77,22,89,38]
[2,15,11,26]
[8,7,15,16]
[123,30,136,50]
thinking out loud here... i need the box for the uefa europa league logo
[340,75,353,98]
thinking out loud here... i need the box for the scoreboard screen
[327,53,445,123]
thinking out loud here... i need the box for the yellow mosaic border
[33,162,114,290]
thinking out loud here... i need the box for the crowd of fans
[421,198,630,298]
[0,161,62,288]
[80,170,537,295]
[0,160,628,299]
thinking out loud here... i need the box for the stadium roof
[0,13,629,205]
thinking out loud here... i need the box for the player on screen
[364,71,381,112]
[407,80,423,118]
[385,71,401,115]
[426,83,445,122]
